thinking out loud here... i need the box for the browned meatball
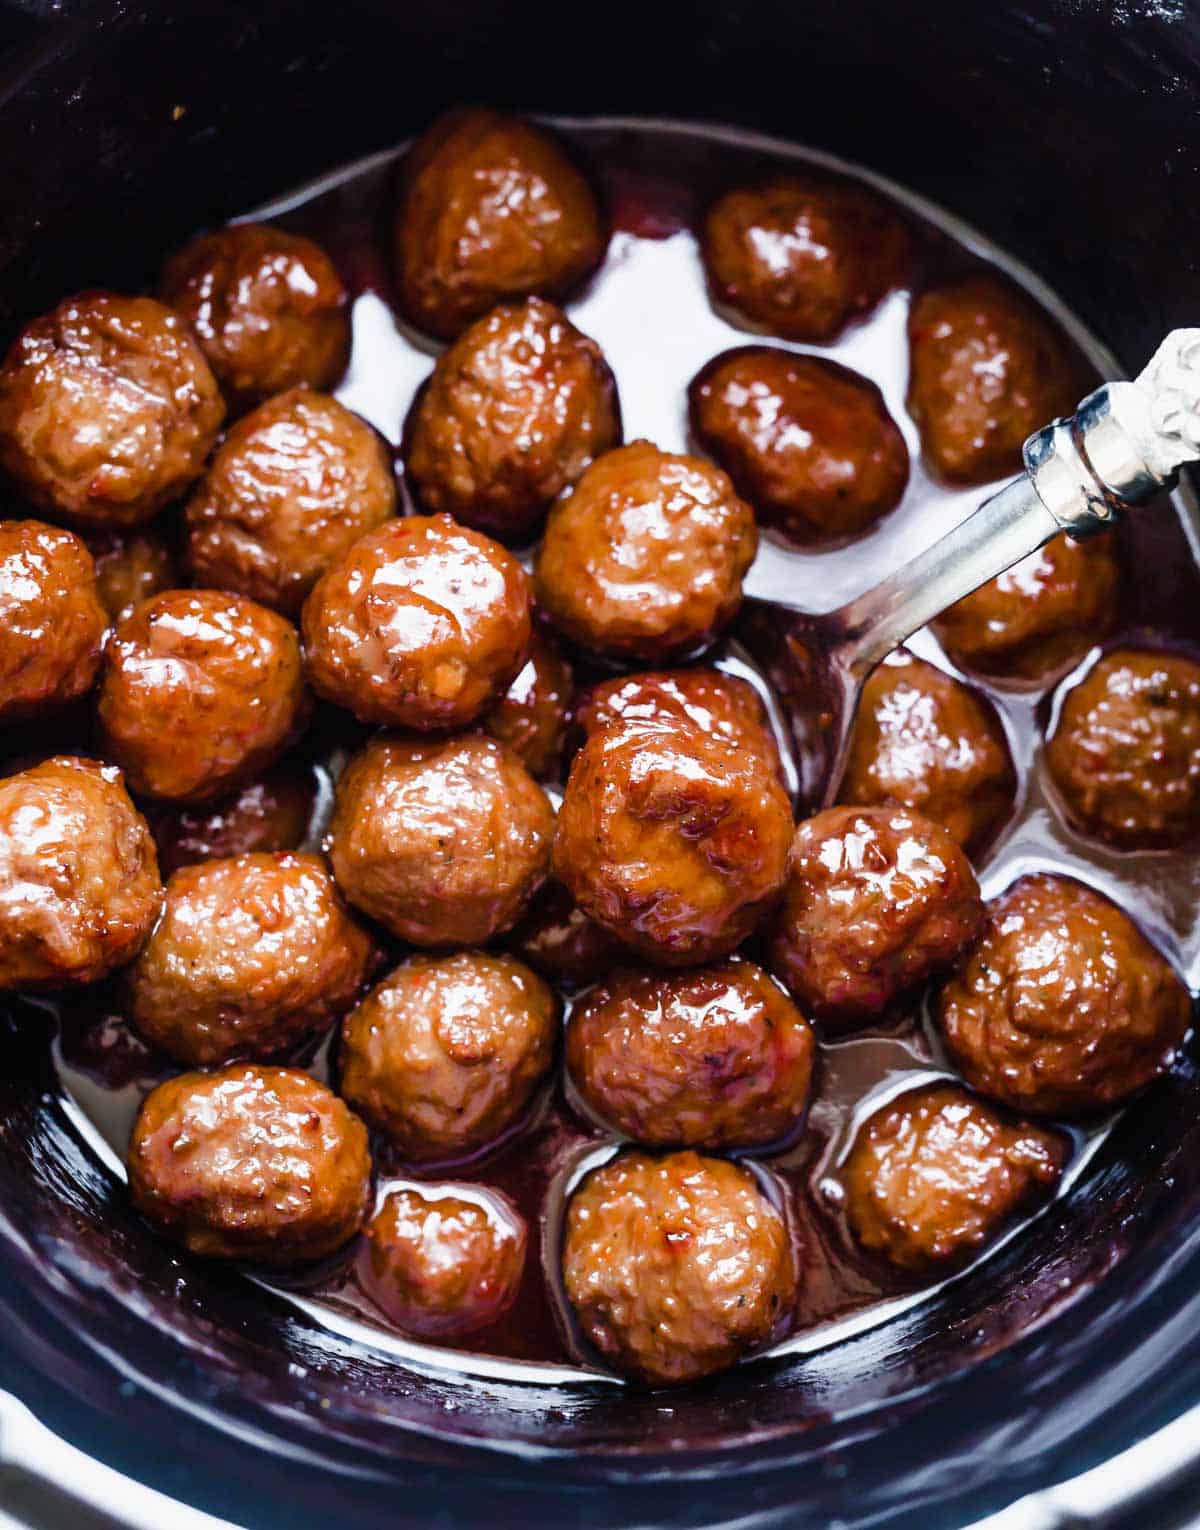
[535,441,756,662]
[83,526,179,626]
[841,1083,1067,1274]
[160,223,350,413]
[328,734,553,947]
[562,1150,794,1386]
[482,632,572,781]
[0,756,161,990]
[393,108,605,340]
[0,292,223,527]
[936,874,1191,1118]
[403,298,620,543]
[838,649,1015,854]
[0,519,105,723]
[128,1064,370,1264]
[98,589,306,803]
[339,951,557,1161]
[301,515,530,730]
[147,762,316,875]
[768,806,983,1025]
[688,349,909,546]
[505,880,625,989]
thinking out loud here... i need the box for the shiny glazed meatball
[768,806,984,1024]
[148,762,316,875]
[339,951,557,1161]
[688,348,909,546]
[535,441,757,662]
[160,223,350,412]
[505,879,625,989]
[328,734,553,946]
[482,631,572,781]
[302,515,530,730]
[0,292,223,527]
[562,1150,795,1386]
[404,298,620,542]
[186,388,396,614]
[936,874,1191,1117]
[84,527,179,625]
[393,108,605,340]
[98,589,306,803]
[128,1064,370,1264]
[0,519,105,724]
[0,756,161,990]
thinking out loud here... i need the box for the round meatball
[535,441,756,662]
[562,1150,795,1386]
[768,806,984,1025]
[505,879,625,989]
[482,632,572,781]
[841,1083,1067,1274]
[147,762,316,875]
[186,388,396,614]
[328,733,553,947]
[360,1185,527,1339]
[98,589,306,803]
[0,292,223,527]
[403,298,620,543]
[688,348,909,546]
[393,108,605,340]
[838,649,1015,854]
[0,756,161,990]
[84,526,179,625]
[128,1064,370,1264]
[936,873,1191,1118]
[160,222,350,413]
[339,952,557,1161]
[907,275,1082,486]
[301,515,530,730]
[0,519,105,723]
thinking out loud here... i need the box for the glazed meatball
[768,806,984,1024]
[535,441,756,662]
[936,874,1191,1118]
[403,298,620,543]
[482,632,573,781]
[0,519,105,723]
[841,1083,1066,1274]
[302,515,530,730]
[98,589,306,803]
[0,292,223,527]
[160,223,350,412]
[562,1150,794,1386]
[554,717,793,966]
[505,879,625,989]
[339,951,557,1161]
[147,762,316,875]
[688,349,909,546]
[393,108,605,340]
[838,649,1015,854]
[186,389,396,614]
[328,734,553,946]
[128,1064,370,1264]
[0,756,161,990]
[84,526,179,625]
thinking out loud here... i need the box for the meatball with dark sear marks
[505,879,625,989]
[936,874,1191,1118]
[84,526,179,626]
[0,520,105,724]
[0,756,161,990]
[404,298,620,543]
[688,349,909,546]
[128,1064,370,1264]
[147,762,316,875]
[482,632,572,781]
[535,441,756,662]
[563,1150,795,1386]
[339,952,557,1161]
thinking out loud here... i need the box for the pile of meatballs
[0,105,1196,1391]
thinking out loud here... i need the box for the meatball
[160,222,350,412]
[936,873,1191,1118]
[841,1083,1066,1274]
[339,951,557,1161]
[327,733,553,947]
[482,632,573,781]
[97,589,306,803]
[393,108,605,340]
[838,649,1015,854]
[535,441,756,662]
[0,519,105,724]
[403,298,620,543]
[562,1150,795,1386]
[84,526,179,625]
[768,806,984,1025]
[0,292,223,527]
[688,348,909,546]
[0,756,161,990]
[301,515,530,730]
[128,1064,370,1264]
[147,762,316,875]
[505,879,625,989]
[907,275,1082,486]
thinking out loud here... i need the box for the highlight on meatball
[0,519,105,724]
[483,631,573,781]
[505,879,625,989]
[83,526,179,626]
[147,762,317,875]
